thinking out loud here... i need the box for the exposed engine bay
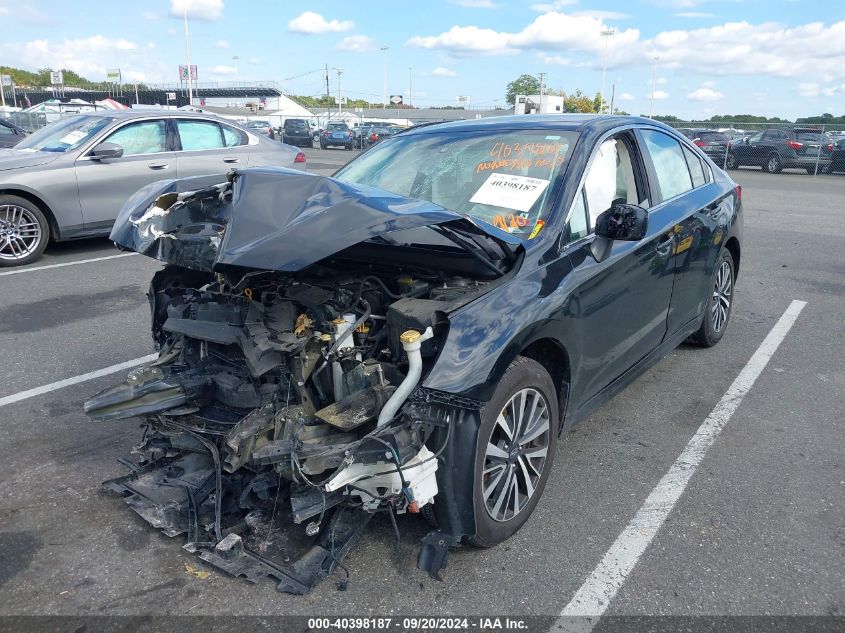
[85,260,489,593]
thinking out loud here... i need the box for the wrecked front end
[85,169,514,593]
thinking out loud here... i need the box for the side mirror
[90,142,124,160]
[590,204,648,263]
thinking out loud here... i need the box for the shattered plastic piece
[417,530,460,581]
[184,563,212,580]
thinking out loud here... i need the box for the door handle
[147,163,169,170]
[655,234,674,256]
[223,157,240,163]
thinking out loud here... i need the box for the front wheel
[687,248,735,347]
[763,153,782,174]
[0,195,50,267]
[468,356,558,547]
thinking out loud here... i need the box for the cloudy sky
[1,0,843,119]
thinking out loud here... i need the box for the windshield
[334,129,578,239]
[16,115,112,153]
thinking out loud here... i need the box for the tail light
[787,140,803,150]
[348,131,353,138]
[370,133,378,141]
[294,152,306,164]
[323,131,329,137]
[827,143,834,152]
[735,184,742,203]
[693,139,706,148]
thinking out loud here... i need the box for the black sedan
[86,115,742,592]
[0,118,28,148]
[828,138,845,174]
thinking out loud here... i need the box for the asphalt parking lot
[1,149,842,622]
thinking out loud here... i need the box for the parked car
[282,118,313,147]
[85,114,742,592]
[356,124,400,149]
[0,118,28,148]
[689,130,730,167]
[726,127,834,173]
[826,138,845,174]
[320,122,354,150]
[0,111,306,266]
[245,120,274,139]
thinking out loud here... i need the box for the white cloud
[687,87,725,101]
[571,10,630,20]
[429,66,458,76]
[214,39,229,49]
[289,11,354,34]
[620,92,635,101]
[169,0,224,21]
[531,0,578,11]
[335,35,376,52]
[652,90,669,100]
[211,65,237,75]
[541,55,571,66]
[450,0,497,7]
[0,35,173,82]
[407,14,845,83]
[143,11,159,20]
[675,12,715,18]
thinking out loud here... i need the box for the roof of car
[400,114,673,136]
[74,110,224,120]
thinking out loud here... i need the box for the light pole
[408,66,413,108]
[380,46,389,108]
[599,28,614,114]
[649,56,659,118]
[183,6,193,105]
[337,67,343,117]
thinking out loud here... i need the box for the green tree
[506,74,540,105]
[562,89,597,113]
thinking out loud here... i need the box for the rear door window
[176,120,224,150]
[641,130,693,201]
[220,123,247,147]
[682,146,706,188]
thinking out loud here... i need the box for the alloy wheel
[0,204,42,262]
[482,387,551,522]
[767,155,780,172]
[711,260,733,333]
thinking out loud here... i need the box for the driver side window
[580,137,639,227]
[103,120,167,156]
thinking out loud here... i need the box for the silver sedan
[0,110,306,266]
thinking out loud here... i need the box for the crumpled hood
[110,167,520,273]
[0,148,61,172]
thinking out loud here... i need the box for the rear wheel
[687,248,735,347]
[0,195,50,267]
[763,153,782,174]
[724,152,738,170]
[468,356,558,547]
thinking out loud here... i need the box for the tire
[346,144,352,151]
[687,248,735,347]
[467,356,558,548]
[0,195,50,267]
[763,153,782,174]
[724,152,738,170]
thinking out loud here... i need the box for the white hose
[377,327,434,427]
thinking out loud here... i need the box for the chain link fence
[661,120,845,176]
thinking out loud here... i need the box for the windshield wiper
[431,225,504,276]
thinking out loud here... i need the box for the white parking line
[0,252,137,276]
[0,354,157,408]
[557,299,807,628]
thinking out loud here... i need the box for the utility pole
[183,6,193,105]
[538,72,546,113]
[134,82,139,105]
[649,56,659,118]
[337,67,343,117]
[380,46,389,109]
[408,67,413,108]
[610,83,615,115]
[599,29,614,114]
[325,64,330,105]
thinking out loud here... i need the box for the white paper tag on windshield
[59,130,87,145]
[470,173,550,212]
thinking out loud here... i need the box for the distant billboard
[389,94,403,105]
[178,65,198,81]
[50,71,63,85]
[106,68,121,83]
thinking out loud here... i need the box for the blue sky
[1,0,844,119]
